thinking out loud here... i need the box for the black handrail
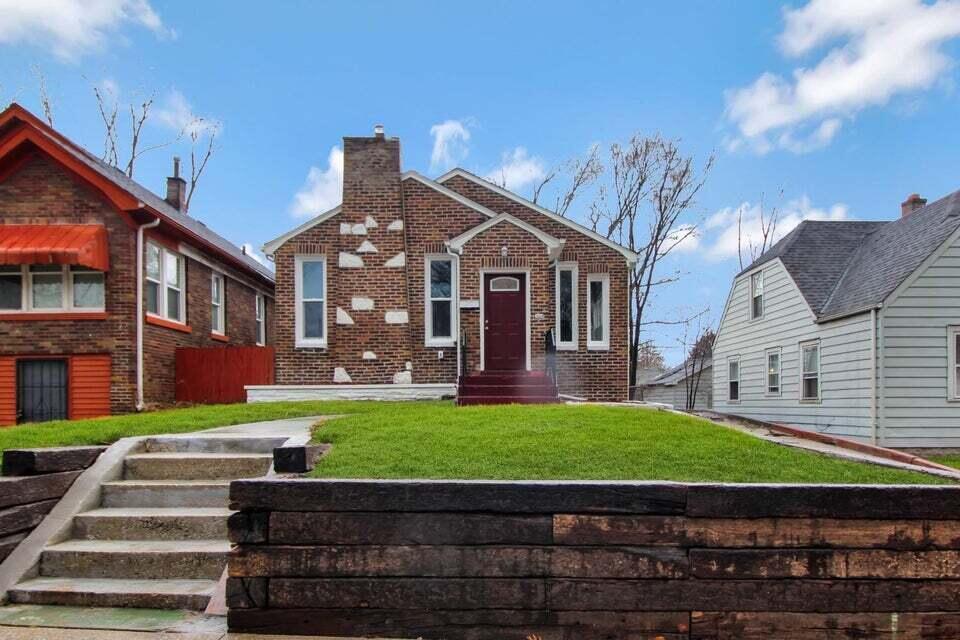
[459,332,468,382]
[544,328,557,385]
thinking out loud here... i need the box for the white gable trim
[437,168,639,263]
[263,205,342,257]
[401,171,498,219]
[446,213,565,260]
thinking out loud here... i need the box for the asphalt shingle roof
[740,190,960,321]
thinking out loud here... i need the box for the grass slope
[310,402,946,484]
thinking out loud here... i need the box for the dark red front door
[483,273,526,371]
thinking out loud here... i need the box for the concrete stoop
[6,435,280,611]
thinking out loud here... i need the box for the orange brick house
[0,104,275,423]
[254,126,636,403]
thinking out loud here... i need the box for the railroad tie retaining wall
[227,479,960,639]
[0,446,105,563]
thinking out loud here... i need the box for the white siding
[641,367,713,409]
[881,236,960,448]
[713,259,873,440]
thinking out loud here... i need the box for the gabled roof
[0,103,274,284]
[647,358,713,387]
[437,168,639,263]
[446,212,565,259]
[263,205,341,256]
[740,188,960,321]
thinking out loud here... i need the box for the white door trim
[478,267,531,372]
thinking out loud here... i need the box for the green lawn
[0,400,947,484]
[929,455,960,470]
[309,402,948,484]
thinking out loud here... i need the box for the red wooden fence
[175,346,274,404]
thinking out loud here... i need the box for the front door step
[8,577,217,610]
[73,508,231,540]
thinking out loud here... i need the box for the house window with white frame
[145,242,185,323]
[800,340,821,401]
[211,273,225,335]
[0,265,105,313]
[255,294,266,346]
[556,263,578,349]
[426,257,454,345]
[728,356,740,402]
[295,256,326,347]
[766,347,781,395]
[948,327,960,400]
[750,271,764,319]
[587,273,609,350]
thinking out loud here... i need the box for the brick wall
[228,479,960,639]
[0,153,273,413]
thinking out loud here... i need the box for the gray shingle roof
[31,120,275,283]
[648,358,713,386]
[740,190,960,321]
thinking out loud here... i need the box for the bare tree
[737,190,782,269]
[184,121,219,213]
[681,322,715,411]
[31,65,54,126]
[532,145,603,217]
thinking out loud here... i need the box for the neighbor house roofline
[437,167,640,263]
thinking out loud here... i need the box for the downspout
[870,307,878,445]
[876,305,885,447]
[136,216,161,411]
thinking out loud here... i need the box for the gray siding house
[713,192,960,449]
[640,359,713,409]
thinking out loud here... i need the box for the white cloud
[726,0,960,153]
[705,196,849,261]
[290,146,343,218]
[0,0,171,62]
[155,89,221,138]
[664,224,700,255]
[485,147,546,193]
[241,243,269,268]
[429,119,471,172]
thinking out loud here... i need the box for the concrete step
[40,540,230,580]
[8,577,217,610]
[457,396,563,406]
[123,452,273,481]
[73,507,232,540]
[101,480,230,508]
[143,435,289,454]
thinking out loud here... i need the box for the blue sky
[2,0,960,364]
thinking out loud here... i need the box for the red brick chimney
[900,193,927,218]
[165,156,187,212]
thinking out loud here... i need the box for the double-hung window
[750,271,764,319]
[255,294,266,346]
[800,340,821,401]
[587,273,609,350]
[728,356,740,402]
[295,256,326,347]
[211,273,225,335]
[766,347,781,395]
[426,256,455,345]
[0,265,104,312]
[145,242,185,323]
[556,263,578,350]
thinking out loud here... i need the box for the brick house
[256,126,636,403]
[0,104,275,423]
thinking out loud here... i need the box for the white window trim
[210,272,225,335]
[586,273,610,351]
[765,347,782,397]
[424,254,457,347]
[799,339,822,403]
[727,355,741,403]
[255,293,266,346]
[145,242,186,323]
[555,262,578,351]
[295,255,327,348]
[0,265,105,313]
[949,327,960,402]
[750,269,764,320]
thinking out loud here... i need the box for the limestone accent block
[387,219,404,231]
[336,307,354,325]
[405,361,413,371]
[338,252,363,268]
[393,371,412,384]
[333,367,352,383]
[339,223,352,235]
[365,215,378,229]
[385,310,409,324]
[357,240,378,254]
[351,297,374,311]
[351,223,367,235]
[385,252,405,268]
[362,351,377,360]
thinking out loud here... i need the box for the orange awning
[0,225,109,271]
